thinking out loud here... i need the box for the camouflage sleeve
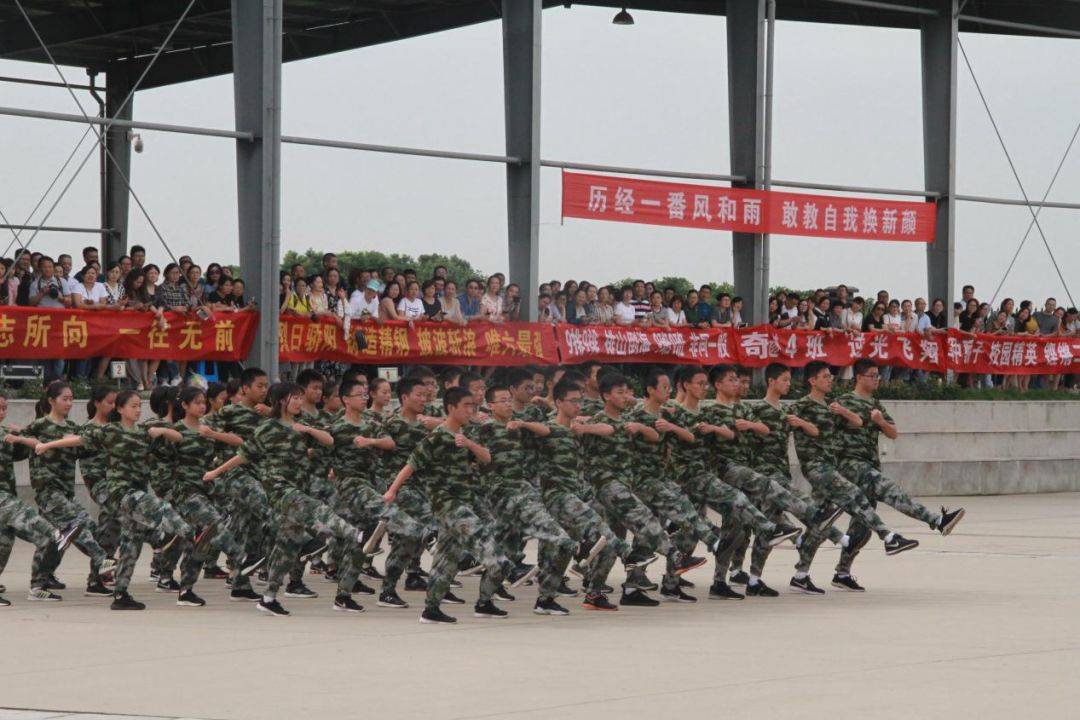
[238,428,265,464]
[78,423,108,454]
[204,406,228,433]
[405,430,438,475]
[875,398,895,425]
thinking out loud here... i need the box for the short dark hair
[296,368,324,388]
[853,358,878,377]
[804,360,831,380]
[240,367,267,388]
[644,367,668,392]
[397,377,425,400]
[505,367,532,388]
[340,378,365,399]
[675,365,706,390]
[440,367,465,387]
[484,384,510,403]
[131,245,146,256]
[553,379,579,402]
[709,364,738,385]
[598,372,629,397]
[765,363,790,382]
[460,372,484,389]
[444,386,472,410]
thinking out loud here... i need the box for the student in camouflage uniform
[788,361,921,593]
[471,384,578,616]
[151,386,264,604]
[297,369,338,504]
[830,359,965,591]
[76,386,120,597]
[384,387,509,624]
[144,386,183,590]
[327,377,425,611]
[736,364,850,596]
[37,390,213,611]
[203,368,273,567]
[671,366,800,600]
[623,368,727,602]
[205,382,367,616]
[537,380,637,612]
[22,382,116,598]
[578,361,605,417]
[0,393,80,605]
[582,373,702,608]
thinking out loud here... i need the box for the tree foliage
[281,249,486,285]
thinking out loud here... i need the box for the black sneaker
[177,589,207,607]
[494,586,516,602]
[322,567,339,583]
[708,582,745,600]
[298,541,329,564]
[556,581,579,597]
[678,577,695,589]
[0,595,10,607]
[352,579,376,595]
[448,577,463,589]
[474,600,509,619]
[377,589,409,609]
[155,577,181,593]
[84,582,112,597]
[56,523,83,553]
[766,523,800,547]
[507,563,536,587]
[333,594,365,613]
[441,591,465,605]
[790,575,825,595]
[601,583,614,594]
[240,555,266,577]
[729,570,750,586]
[284,582,318,599]
[404,574,428,592]
[884,534,919,556]
[110,591,145,610]
[842,526,873,560]
[619,588,660,607]
[257,598,291,616]
[148,568,160,583]
[309,559,328,576]
[746,580,779,597]
[533,597,570,616]
[660,587,697,603]
[582,592,618,611]
[810,503,845,532]
[420,606,457,624]
[935,507,966,536]
[255,569,269,585]
[630,577,659,592]
[413,566,431,579]
[44,575,66,590]
[624,548,659,571]
[203,565,230,580]
[673,553,707,576]
[361,564,385,581]
[831,573,866,592]
[230,587,261,602]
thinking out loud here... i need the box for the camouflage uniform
[302,408,338,504]
[671,402,782,585]
[402,426,506,611]
[156,421,252,590]
[77,421,121,561]
[536,420,629,595]
[143,415,183,580]
[381,413,436,581]
[470,419,576,603]
[79,422,206,594]
[328,415,424,593]
[204,403,272,559]
[832,393,938,575]
[0,426,61,585]
[240,419,361,599]
[24,416,110,586]
[789,396,892,573]
[623,403,724,592]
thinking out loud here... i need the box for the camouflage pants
[794,463,891,574]
[834,463,937,575]
[0,494,59,585]
[397,485,436,576]
[87,481,121,560]
[33,488,108,587]
[490,485,576,603]
[172,492,250,590]
[221,470,272,559]
[115,489,199,593]
[543,490,629,595]
[266,487,359,598]
[334,482,425,593]
[425,504,506,611]
[307,474,338,505]
[632,476,722,592]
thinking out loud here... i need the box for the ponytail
[36,381,70,419]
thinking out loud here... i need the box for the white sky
[1,6,1078,307]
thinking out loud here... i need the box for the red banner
[0,306,257,361]
[562,171,937,242]
[278,318,559,366]
[554,324,1080,375]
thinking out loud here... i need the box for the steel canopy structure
[2,0,1079,376]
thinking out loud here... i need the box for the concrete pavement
[1,492,1078,720]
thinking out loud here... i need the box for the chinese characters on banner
[0,307,257,361]
[562,171,937,242]
[278,317,559,366]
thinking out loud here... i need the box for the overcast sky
[1,5,1079,307]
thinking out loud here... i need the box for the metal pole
[0,105,254,140]
[87,71,108,257]
[818,0,939,15]
[760,0,775,317]
[541,160,744,183]
[0,74,98,91]
[957,14,1080,40]
[955,194,1080,211]
[281,134,519,164]
[0,223,113,233]
[770,178,940,198]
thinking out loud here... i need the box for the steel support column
[233,0,282,377]
[502,0,541,322]
[921,0,958,306]
[726,0,767,323]
[103,69,132,264]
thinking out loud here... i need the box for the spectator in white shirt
[397,280,425,322]
[882,299,903,332]
[665,296,687,327]
[613,286,637,326]
[71,265,110,309]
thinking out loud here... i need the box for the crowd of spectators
[3,246,1077,393]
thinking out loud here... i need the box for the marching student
[77,386,121,597]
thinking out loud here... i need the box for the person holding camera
[27,256,70,382]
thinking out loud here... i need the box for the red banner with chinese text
[0,306,257,360]
[278,318,559,366]
[562,171,937,242]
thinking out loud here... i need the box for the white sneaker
[28,587,62,602]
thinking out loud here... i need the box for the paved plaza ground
[1,492,1078,720]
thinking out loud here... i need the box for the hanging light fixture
[612,7,634,25]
